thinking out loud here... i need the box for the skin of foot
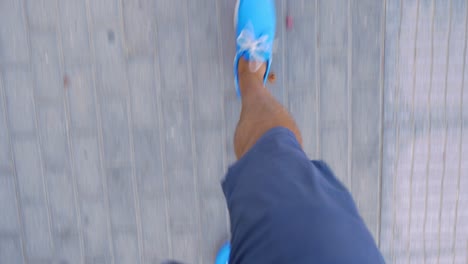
[237,57,266,84]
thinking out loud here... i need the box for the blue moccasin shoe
[234,0,276,97]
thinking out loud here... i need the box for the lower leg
[234,58,302,159]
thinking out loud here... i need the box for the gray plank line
[422,0,436,261]
[0,0,29,65]
[390,74,400,262]
[185,1,230,261]
[118,0,130,60]
[267,0,285,104]
[153,41,173,260]
[223,0,240,164]
[214,0,231,238]
[451,3,468,261]
[117,0,144,262]
[390,0,404,261]
[0,69,27,263]
[381,0,403,254]
[183,0,203,262]
[281,0,288,109]
[377,0,387,249]
[436,0,452,262]
[54,0,86,261]
[125,98,144,264]
[392,0,419,259]
[82,0,116,262]
[315,0,321,158]
[317,0,349,186]
[406,0,421,261]
[347,0,353,203]
[128,58,169,259]
[20,0,55,253]
[350,0,383,239]
[155,0,202,261]
[287,0,318,159]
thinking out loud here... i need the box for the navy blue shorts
[222,127,384,264]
